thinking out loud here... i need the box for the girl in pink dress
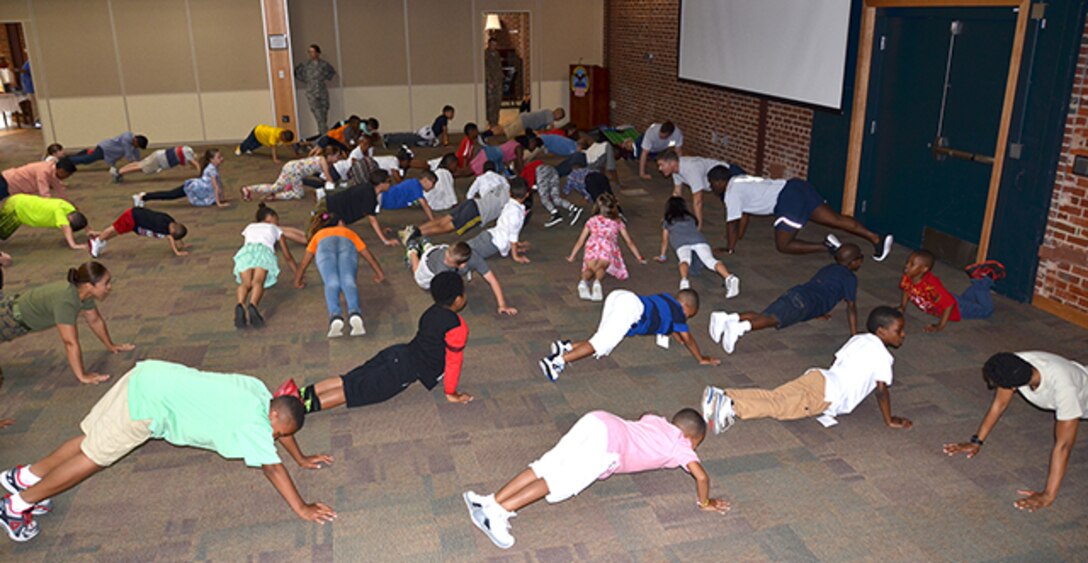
[567,193,645,301]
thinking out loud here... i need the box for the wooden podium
[568,64,609,130]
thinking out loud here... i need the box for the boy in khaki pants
[703,306,913,433]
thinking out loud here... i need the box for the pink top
[591,411,698,479]
[2,161,66,198]
[469,149,489,176]
[499,139,520,164]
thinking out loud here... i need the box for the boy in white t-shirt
[703,306,912,434]
[943,351,1087,512]
[462,408,729,549]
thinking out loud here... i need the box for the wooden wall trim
[1033,294,1088,329]
[261,0,296,135]
[842,5,876,216]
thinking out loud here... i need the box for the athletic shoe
[132,193,145,208]
[0,495,38,542]
[88,237,107,258]
[965,260,1006,281]
[398,225,421,247]
[110,167,122,183]
[315,188,326,203]
[721,319,740,354]
[708,312,738,344]
[873,234,894,262]
[247,304,265,328]
[234,146,242,156]
[539,354,565,383]
[824,234,842,255]
[234,304,246,329]
[569,206,584,225]
[577,281,592,301]
[724,274,740,299]
[471,501,515,549]
[327,316,345,338]
[679,278,691,290]
[348,314,366,336]
[706,386,736,434]
[1,467,51,516]
[591,281,603,302]
[550,339,573,356]
[544,213,563,228]
[701,385,720,426]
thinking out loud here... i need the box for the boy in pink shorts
[462,408,729,549]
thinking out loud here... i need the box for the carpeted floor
[0,128,1085,562]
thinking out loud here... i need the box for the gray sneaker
[0,495,38,542]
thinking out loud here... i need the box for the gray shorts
[467,230,499,262]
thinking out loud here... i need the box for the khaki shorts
[502,115,527,138]
[80,369,152,467]
[138,150,169,174]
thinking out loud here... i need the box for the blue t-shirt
[539,134,578,156]
[794,264,857,314]
[380,178,424,210]
[431,115,449,137]
[627,293,689,336]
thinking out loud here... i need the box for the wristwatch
[969,434,984,446]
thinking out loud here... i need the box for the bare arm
[675,331,719,366]
[359,247,384,283]
[271,144,280,164]
[278,235,298,274]
[367,215,398,246]
[294,251,315,287]
[725,219,741,253]
[899,289,909,312]
[567,225,591,261]
[638,150,651,179]
[1017,419,1080,511]
[277,435,334,470]
[167,235,188,257]
[874,382,912,428]
[619,224,645,263]
[213,175,229,207]
[61,225,82,250]
[261,463,336,523]
[657,229,670,261]
[482,271,516,316]
[687,461,730,513]
[926,305,954,333]
[418,198,435,222]
[944,387,1016,458]
[81,307,132,353]
[56,323,106,384]
[846,300,858,335]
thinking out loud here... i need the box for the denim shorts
[762,288,823,329]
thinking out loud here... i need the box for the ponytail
[68,261,109,286]
[200,148,219,173]
[307,211,339,240]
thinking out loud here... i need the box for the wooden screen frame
[841,0,1031,262]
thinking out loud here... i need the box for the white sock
[9,492,32,513]
[736,320,752,335]
[17,466,41,487]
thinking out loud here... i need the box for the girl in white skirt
[233,203,298,329]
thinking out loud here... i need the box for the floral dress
[582,214,628,280]
[246,157,323,200]
[182,163,220,207]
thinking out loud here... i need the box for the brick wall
[1035,15,1088,314]
[605,0,813,178]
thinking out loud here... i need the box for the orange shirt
[306,226,366,254]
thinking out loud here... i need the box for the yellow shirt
[254,124,288,147]
[5,194,75,228]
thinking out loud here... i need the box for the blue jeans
[239,129,262,153]
[69,146,104,166]
[315,236,360,319]
[956,278,994,320]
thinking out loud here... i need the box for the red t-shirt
[456,137,476,169]
[520,160,544,187]
[899,272,960,322]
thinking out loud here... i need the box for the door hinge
[861,200,868,214]
[879,35,886,51]
[870,120,877,135]
[1030,3,1046,20]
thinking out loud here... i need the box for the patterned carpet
[0,128,1085,562]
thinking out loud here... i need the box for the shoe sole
[701,386,716,427]
[538,359,558,382]
[233,308,246,330]
[466,500,513,549]
[462,492,483,513]
[0,518,36,542]
[874,235,894,262]
[349,321,366,336]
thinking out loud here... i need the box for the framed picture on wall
[268,34,288,50]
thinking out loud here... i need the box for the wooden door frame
[841,0,1031,261]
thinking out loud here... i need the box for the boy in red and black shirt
[293,271,473,414]
[899,249,1003,333]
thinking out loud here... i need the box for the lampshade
[485,14,501,31]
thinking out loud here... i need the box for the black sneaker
[234,304,247,329]
[0,467,50,516]
[873,234,894,262]
[569,206,584,226]
[0,495,38,542]
[247,304,265,328]
[544,213,563,228]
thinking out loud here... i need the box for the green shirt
[14,281,95,331]
[5,194,75,228]
[126,360,281,467]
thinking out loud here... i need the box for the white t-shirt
[723,175,788,222]
[487,199,526,256]
[372,155,404,176]
[467,171,509,200]
[641,123,684,153]
[820,334,894,417]
[1016,351,1088,420]
[241,222,283,252]
[674,157,729,193]
[424,168,457,211]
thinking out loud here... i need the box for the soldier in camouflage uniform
[484,37,503,128]
[294,44,338,134]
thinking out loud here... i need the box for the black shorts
[451,200,482,236]
[772,179,825,233]
[340,344,419,408]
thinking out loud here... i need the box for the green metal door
[857,8,1017,252]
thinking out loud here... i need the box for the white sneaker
[874,234,894,262]
[551,339,573,356]
[577,281,592,300]
[824,233,842,252]
[109,167,122,183]
[679,278,691,290]
[721,319,740,354]
[569,206,584,225]
[315,188,326,203]
[590,281,603,302]
[539,354,565,382]
[89,237,107,258]
[724,274,740,299]
[348,314,365,336]
[708,312,738,344]
[544,213,563,228]
[712,388,736,434]
[462,491,493,512]
[327,317,345,338]
[132,193,145,208]
[234,146,242,156]
[701,385,721,426]
[473,503,515,549]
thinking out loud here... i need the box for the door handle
[930,143,994,165]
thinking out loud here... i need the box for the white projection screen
[678,0,852,109]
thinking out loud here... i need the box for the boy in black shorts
[288,272,474,414]
[709,244,862,354]
[707,166,893,261]
[88,207,188,257]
